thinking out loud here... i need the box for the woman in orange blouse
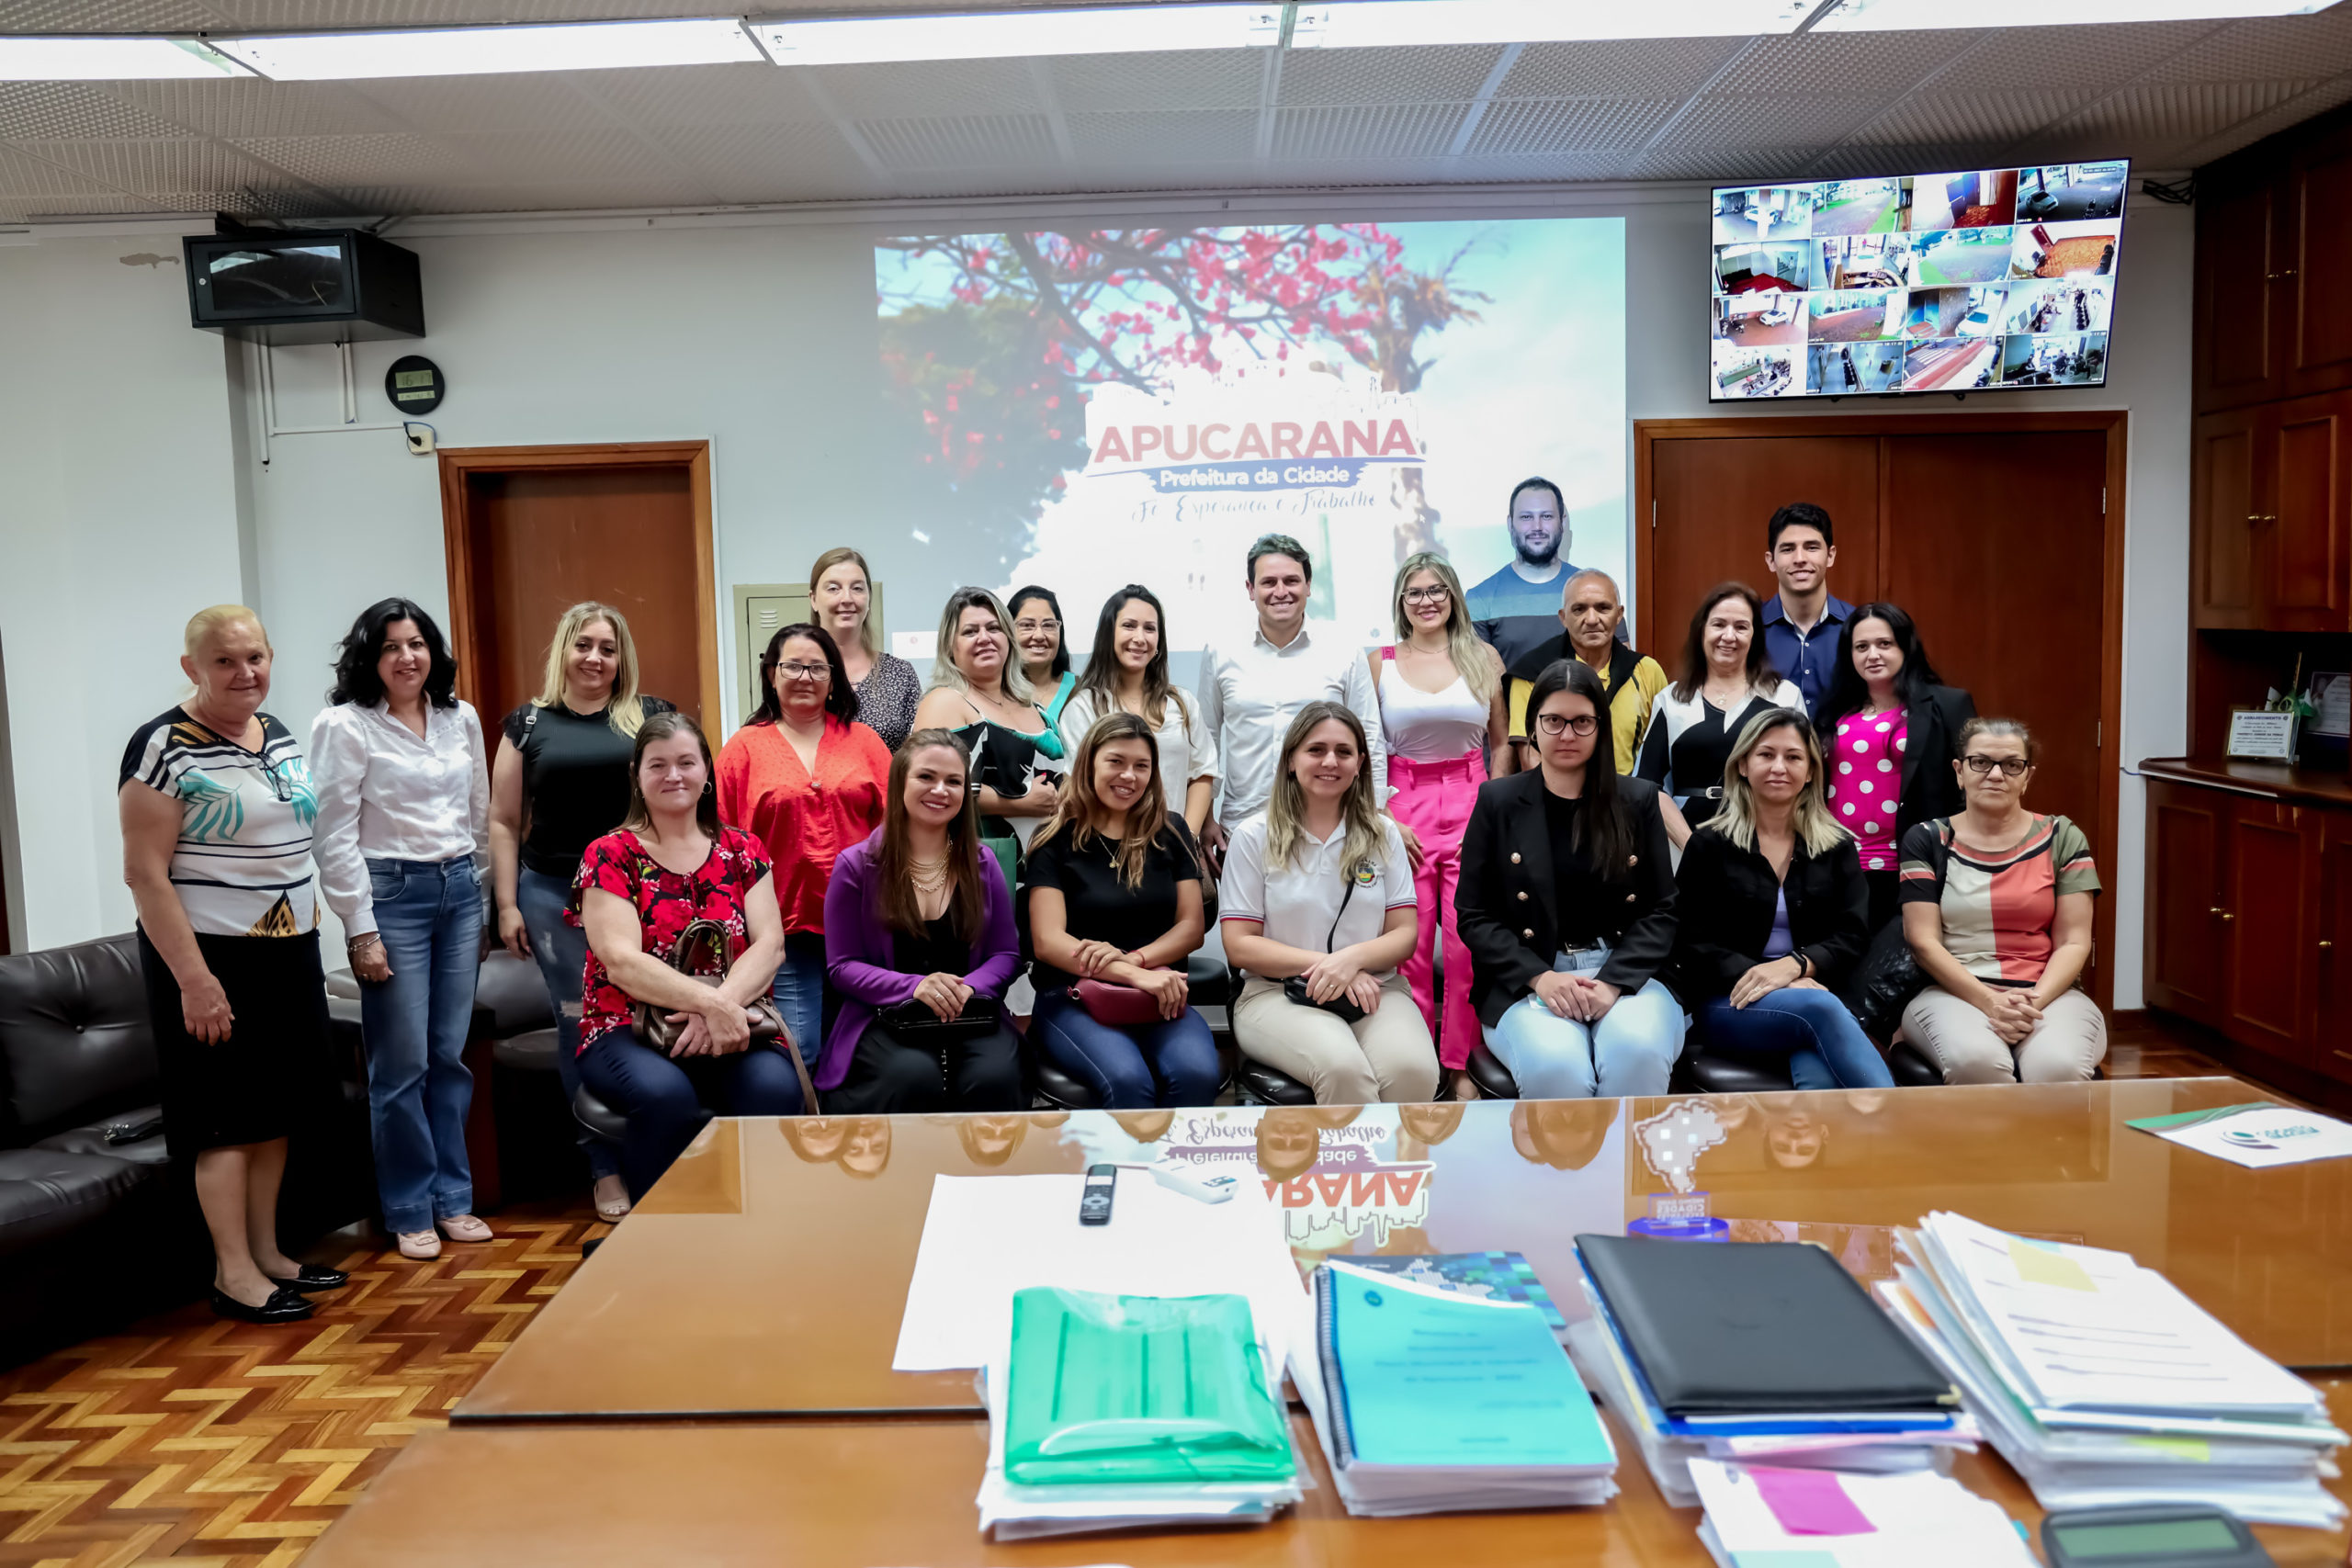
[717,622,892,1067]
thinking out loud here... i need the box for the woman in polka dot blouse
[1814,602,1974,933]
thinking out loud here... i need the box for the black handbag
[1283,872,1368,1025]
[877,995,1001,1041]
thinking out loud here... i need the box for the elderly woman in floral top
[574,711,802,1199]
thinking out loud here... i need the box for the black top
[502,697,676,877]
[1634,694,1789,829]
[1021,824,1197,991]
[1541,790,1609,949]
[893,915,966,977]
[1454,769,1679,1028]
[1670,827,1870,1003]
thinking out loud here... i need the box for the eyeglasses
[778,661,831,681]
[1401,586,1450,605]
[1534,713,1600,738]
[1013,618,1060,636]
[1962,755,2030,777]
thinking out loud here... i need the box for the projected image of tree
[877,226,1488,575]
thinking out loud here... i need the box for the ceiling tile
[0,141,102,196]
[1065,107,1259,164]
[8,135,282,196]
[1278,44,1508,106]
[1857,89,2103,148]
[0,0,223,27]
[2048,78,2318,148]
[2143,9,2352,83]
[1274,102,1464,160]
[1654,95,1893,149]
[1711,30,1975,94]
[1048,50,1265,114]
[1631,143,1822,182]
[436,127,685,183]
[809,58,1045,119]
[345,74,621,135]
[0,82,197,141]
[111,78,415,138]
[582,62,830,128]
[226,130,478,186]
[644,119,877,200]
[1470,96,1683,154]
[1927,20,2209,92]
[1498,36,1746,98]
[856,113,1058,172]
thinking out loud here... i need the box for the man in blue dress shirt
[1758,501,1853,720]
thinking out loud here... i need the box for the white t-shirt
[1057,684,1217,816]
[1218,816,1417,979]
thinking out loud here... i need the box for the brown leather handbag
[631,919,819,1111]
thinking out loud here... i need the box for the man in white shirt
[1197,533,1387,868]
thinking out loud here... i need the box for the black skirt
[138,926,334,1158]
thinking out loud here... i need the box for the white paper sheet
[892,1170,1305,1376]
[2135,1102,2352,1169]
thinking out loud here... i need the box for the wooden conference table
[310,1077,2352,1563]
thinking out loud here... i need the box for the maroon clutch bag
[1070,965,1176,1026]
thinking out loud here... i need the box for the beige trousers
[1232,974,1440,1106]
[1901,985,2108,1084]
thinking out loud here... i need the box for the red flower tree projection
[876,225,1489,577]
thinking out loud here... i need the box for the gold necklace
[909,853,951,897]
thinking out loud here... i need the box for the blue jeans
[577,1033,805,1199]
[1482,951,1685,1100]
[515,866,621,1184]
[1032,987,1221,1110]
[771,931,826,1069]
[1702,989,1894,1092]
[359,857,483,1233]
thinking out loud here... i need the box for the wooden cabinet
[2192,389,2352,630]
[2197,118,2352,413]
[2287,126,2352,400]
[2196,174,2281,412]
[2144,770,2348,1083]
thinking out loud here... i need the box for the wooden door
[2143,781,2228,1029]
[2290,130,2352,399]
[1879,431,2108,836]
[2318,811,2352,1084]
[2260,391,2350,631]
[439,443,721,731]
[2192,407,2261,627]
[1642,435,1879,658]
[2222,795,2317,1064]
[2194,173,2281,412]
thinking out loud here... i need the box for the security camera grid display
[1709,160,2125,400]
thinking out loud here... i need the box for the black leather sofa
[0,933,375,1365]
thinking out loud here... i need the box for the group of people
[119,493,2102,1325]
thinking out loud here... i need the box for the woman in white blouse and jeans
[310,598,493,1260]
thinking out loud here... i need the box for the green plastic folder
[1002,1287,1295,1486]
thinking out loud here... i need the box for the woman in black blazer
[1674,707,1893,1090]
[1456,659,1683,1100]
[1815,602,1975,932]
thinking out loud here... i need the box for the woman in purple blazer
[820,728,1024,1113]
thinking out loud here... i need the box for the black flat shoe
[268,1264,348,1293]
[211,1285,316,1325]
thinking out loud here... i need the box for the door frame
[1633,411,2129,1009]
[436,441,723,728]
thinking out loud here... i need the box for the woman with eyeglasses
[1456,659,1684,1100]
[1374,554,1509,1094]
[1009,585,1078,734]
[1898,717,2105,1083]
[310,597,494,1261]
[1813,602,1975,932]
[119,606,343,1324]
[717,622,892,1069]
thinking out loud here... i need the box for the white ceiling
[5,1,2352,223]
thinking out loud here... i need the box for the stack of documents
[977,1285,1303,1540]
[1883,1211,2346,1529]
[1566,1232,1972,1506]
[1286,1260,1617,1516]
[1690,1456,2037,1567]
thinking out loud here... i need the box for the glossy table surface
[457,1077,2352,1423]
[314,1385,2352,1567]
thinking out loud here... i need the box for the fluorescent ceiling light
[749,5,1282,66]
[209,17,763,80]
[0,35,246,79]
[1815,0,2331,27]
[1290,0,1820,46]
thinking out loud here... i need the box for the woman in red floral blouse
[574,712,803,1198]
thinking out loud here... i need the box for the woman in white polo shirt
[1220,702,1437,1105]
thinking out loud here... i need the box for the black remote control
[1080,1164,1115,1225]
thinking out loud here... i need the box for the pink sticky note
[1748,1464,1875,1536]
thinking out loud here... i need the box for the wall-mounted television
[1708,160,2127,401]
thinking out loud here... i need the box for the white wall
[0,183,2190,1001]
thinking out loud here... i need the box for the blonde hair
[809,547,879,657]
[928,587,1035,705]
[1390,552,1498,703]
[1704,707,1849,857]
[1034,710,1169,890]
[1265,702,1388,876]
[534,601,650,737]
[184,604,268,657]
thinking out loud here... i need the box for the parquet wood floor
[0,1202,608,1568]
[0,1013,2289,1566]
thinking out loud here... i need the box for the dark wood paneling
[2195,175,2280,412]
[1642,435,1878,660]
[2223,797,2318,1062]
[2319,815,2352,1085]
[2267,395,2349,630]
[2194,409,2259,627]
[2144,781,2228,1030]
[2290,134,2352,398]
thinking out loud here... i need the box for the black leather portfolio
[1574,1233,1956,1416]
